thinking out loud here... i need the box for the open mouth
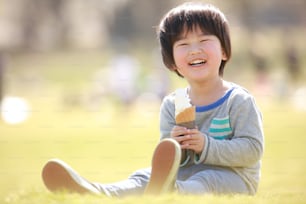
[189,59,206,66]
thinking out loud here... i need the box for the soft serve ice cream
[175,88,195,128]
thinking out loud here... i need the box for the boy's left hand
[171,126,205,154]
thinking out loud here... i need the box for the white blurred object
[291,87,306,111]
[1,96,30,124]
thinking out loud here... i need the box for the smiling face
[158,3,231,77]
[172,26,227,83]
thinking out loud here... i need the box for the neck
[188,78,228,106]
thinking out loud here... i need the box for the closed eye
[200,38,210,43]
[177,42,188,46]
[174,39,189,47]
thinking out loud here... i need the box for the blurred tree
[19,0,66,50]
[0,53,4,103]
[107,0,174,47]
[0,0,305,51]
[0,53,4,104]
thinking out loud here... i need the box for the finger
[171,131,184,138]
[180,143,200,152]
[173,125,188,131]
[171,129,189,138]
[183,140,199,145]
[174,135,189,143]
[186,129,199,135]
[180,136,202,146]
[180,141,190,149]
[182,138,204,152]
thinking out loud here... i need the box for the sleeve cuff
[194,134,210,164]
[180,150,191,167]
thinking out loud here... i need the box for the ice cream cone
[175,106,196,129]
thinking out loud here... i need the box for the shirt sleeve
[195,93,264,167]
[159,95,176,140]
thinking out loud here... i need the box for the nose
[189,44,202,55]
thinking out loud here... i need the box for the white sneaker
[42,158,101,194]
[145,138,181,195]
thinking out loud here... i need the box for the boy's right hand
[170,125,205,154]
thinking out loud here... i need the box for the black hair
[158,3,231,77]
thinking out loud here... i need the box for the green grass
[1,50,306,203]
[1,97,306,204]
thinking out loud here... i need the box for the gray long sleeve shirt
[159,84,264,194]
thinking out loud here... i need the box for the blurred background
[0,0,305,118]
[0,0,306,201]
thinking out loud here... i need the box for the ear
[171,65,184,77]
[170,65,178,71]
[222,49,228,61]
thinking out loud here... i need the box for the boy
[42,2,264,196]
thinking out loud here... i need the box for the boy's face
[172,26,227,83]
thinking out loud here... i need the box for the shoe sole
[42,158,100,194]
[145,138,181,195]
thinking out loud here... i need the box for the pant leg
[176,168,250,195]
[93,168,151,197]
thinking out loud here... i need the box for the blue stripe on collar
[196,87,235,112]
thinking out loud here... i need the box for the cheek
[205,44,224,61]
[173,48,186,67]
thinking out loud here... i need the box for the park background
[0,0,306,203]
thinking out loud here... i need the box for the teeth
[189,59,205,66]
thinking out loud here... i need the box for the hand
[170,126,205,154]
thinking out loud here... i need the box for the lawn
[1,50,306,203]
[1,96,306,204]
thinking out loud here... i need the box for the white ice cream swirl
[175,88,192,116]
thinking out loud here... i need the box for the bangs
[173,23,210,42]
[164,5,223,43]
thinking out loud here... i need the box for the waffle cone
[175,106,195,128]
